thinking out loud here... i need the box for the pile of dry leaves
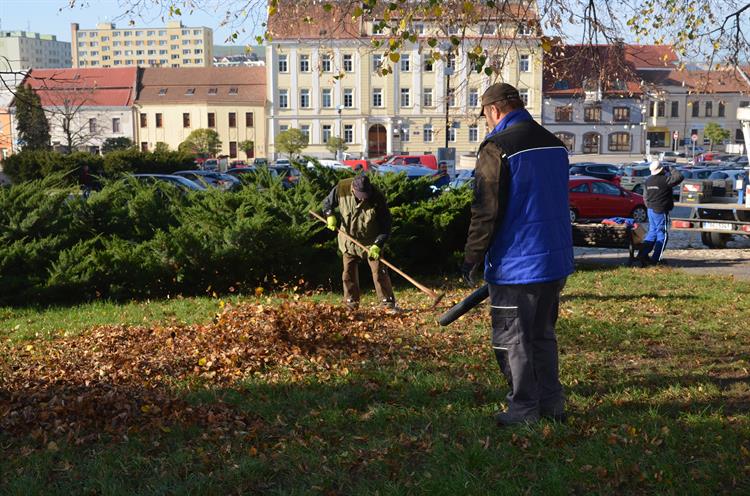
[1,300,456,445]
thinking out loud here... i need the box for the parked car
[720,155,749,167]
[619,164,652,194]
[174,170,241,191]
[274,159,291,167]
[448,169,475,189]
[343,159,374,171]
[383,154,439,170]
[372,154,396,165]
[660,151,685,162]
[200,158,220,171]
[132,174,206,192]
[270,165,302,188]
[252,158,269,167]
[568,176,646,223]
[376,164,450,188]
[569,163,622,186]
[230,160,248,168]
[307,159,349,170]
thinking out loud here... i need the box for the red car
[568,176,646,223]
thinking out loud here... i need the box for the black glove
[461,261,480,286]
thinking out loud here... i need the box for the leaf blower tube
[437,285,489,326]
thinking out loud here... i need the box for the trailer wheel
[569,208,578,223]
[701,232,731,249]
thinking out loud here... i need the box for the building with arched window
[541,45,666,156]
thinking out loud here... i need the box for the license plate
[702,222,733,231]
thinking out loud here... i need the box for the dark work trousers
[490,278,567,419]
[342,253,395,305]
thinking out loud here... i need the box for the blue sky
[0,0,264,45]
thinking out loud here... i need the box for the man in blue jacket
[462,83,574,426]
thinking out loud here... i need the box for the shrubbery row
[2,149,196,183]
[0,166,472,306]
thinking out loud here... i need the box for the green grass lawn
[2,266,750,495]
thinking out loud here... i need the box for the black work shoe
[494,410,539,427]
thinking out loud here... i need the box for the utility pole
[445,66,451,149]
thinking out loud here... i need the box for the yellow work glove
[368,245,381,260]
[326,215,337,231]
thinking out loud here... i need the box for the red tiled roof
[23,68,138,107]
[543,44,645,97]
[640,68,750,94]
[624,45,678,69]
[136,67,266,105]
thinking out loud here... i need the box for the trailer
[671,107,750,248]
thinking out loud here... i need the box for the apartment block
[0,31,71,72]
[71,21,213,69]
[265,1,543,159]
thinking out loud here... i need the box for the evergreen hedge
[1,149,196,184]
[0,166,472,306]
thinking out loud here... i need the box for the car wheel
[569,208,577,223]
[631,206,647,223]
[633,184,644,195]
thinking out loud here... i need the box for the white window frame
[343,54,353,72]
[400,88,410,108]
[343,88,354,108]
[322,88,332,108]
[400,55,410,72]
[372,88,383,108]
[519,89,529,107]
[519,54,530,73]
[278,89,289,109]
[300,54,310,72]
[300,89,310,109]
[322,124,332,144]
[344,124,354,143]
[448,127,457,142]
[469,125,478,142]
[278,54,288,73]
[423,88,433,107]
[423,124,433,142]
[469,88,479,107]
[372,54,383,72]
[321,55,332,72]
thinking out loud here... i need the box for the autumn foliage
[0,300,447,442]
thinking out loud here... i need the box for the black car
[569,163,622,183]
[174,170,241,191]
[132,174,206,191]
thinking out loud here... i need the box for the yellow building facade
[266,11,543,160]
[134,67,267,159]
[71,21,213,68]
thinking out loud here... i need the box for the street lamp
[439,41,454,150]
[337,104,344,161]
[397,119,404,154]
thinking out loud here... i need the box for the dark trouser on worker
[342,253,396,310]
[490,278,567,426]
[638,209,670,266]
